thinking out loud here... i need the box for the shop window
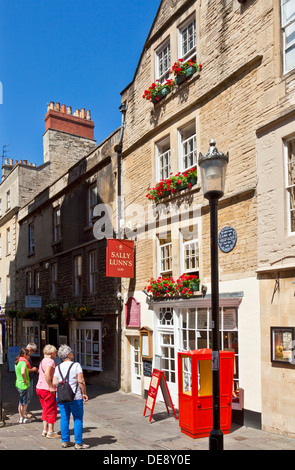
[70,321,102,371]
[180,306,239,394]
[22,321,40,356]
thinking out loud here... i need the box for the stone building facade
[11,103,121,388]
[116,0,295,435]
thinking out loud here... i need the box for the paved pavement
[1,365,295,457]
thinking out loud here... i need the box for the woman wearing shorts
[14,348,31,423]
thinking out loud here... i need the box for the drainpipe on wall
[114,102,127,390]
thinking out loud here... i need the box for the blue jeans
[58,399,84,444]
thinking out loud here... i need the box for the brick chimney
[43,102,96,173]
[45,101,94,140]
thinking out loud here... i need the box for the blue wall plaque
[218,226,237,253]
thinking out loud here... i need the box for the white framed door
[131,337,142,395]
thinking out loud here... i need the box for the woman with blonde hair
[36,344,60,438]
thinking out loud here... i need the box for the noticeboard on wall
[271,327,295,365]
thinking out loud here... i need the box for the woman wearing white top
[53,344,89,449]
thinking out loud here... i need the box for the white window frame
[183,238,199,273]
[6,227,10,255]
[70,321,103,371]
[178,122,197,172]
[158,235,172,276]
[156,136,171,182]
[178,17,196,62]
[22,320,40,356]
[74,255,82,296]
[281,0,295,74]
[284,137,295,235]
[6,190,10,211]
[155,39,171,83]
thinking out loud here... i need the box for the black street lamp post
[198,139,229,451]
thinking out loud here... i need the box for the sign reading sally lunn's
[106,239,135,278]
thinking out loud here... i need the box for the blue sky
[0,0,160,167]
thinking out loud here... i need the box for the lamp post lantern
[198,139,229,451]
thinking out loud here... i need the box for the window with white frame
[70,321,102,371]
[74,255,82,296]
[6,228,10,255]
[281,0,295,73]
[22,321,40,356]
[6,190,10,211]
[51,263,57,299]
[87,183,98,226]
[285,137,295,233]
[179,306,239,393]
[53,207,61,242]
[159,233,172,276]
[88,250,97,293]
[29,223,34,254]
[156,136,171,181]
[179,122,197,171]
[155,40,171,83]
[178,17,196,61]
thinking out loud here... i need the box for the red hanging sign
[143,369,178,422]
[106,239,134,278]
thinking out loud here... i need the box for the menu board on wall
[125,297,141,328]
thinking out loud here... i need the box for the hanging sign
[125,297,141,328]
[218,226,237,253]
[106,239,134,278]
[143,369,178,422]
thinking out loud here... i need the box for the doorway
[131,337,141,395]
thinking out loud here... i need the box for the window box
[146,167,197,203]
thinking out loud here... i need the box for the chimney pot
[66,106,72,115]
[61,104,66,113]
[86,110,91,120]
[55,102,60,111]
[49,101,54,110]
[15,160,18,165]
[80,108,85,118]
[4,158,8,164]
[23,160,27,165]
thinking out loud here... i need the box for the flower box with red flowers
[142,78,175,103]
[171,58,202,85]
[146,167,197,203]
[145,273,200,299]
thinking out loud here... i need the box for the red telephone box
[178,348,235,439]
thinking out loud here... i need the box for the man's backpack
[56,362,78,403]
